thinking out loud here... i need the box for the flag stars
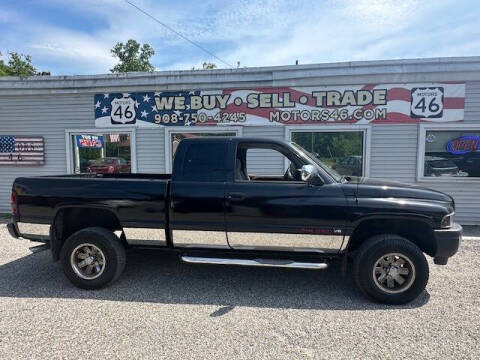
[143,94,151,102]
[101,106,109,114]
[154,92,161,97]
[141,110,149,118]
[134,100,140,108]
[104,93,109,99]
[95,101,101,109]
[152,105,158,112]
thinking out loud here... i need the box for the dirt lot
[0,220,479,359]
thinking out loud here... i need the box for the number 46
[414,97,440,113]
[114,105,134,119]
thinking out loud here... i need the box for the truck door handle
[227,192,245,200]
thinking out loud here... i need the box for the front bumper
[432,223,462,265]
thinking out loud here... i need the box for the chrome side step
[181,256,328,270]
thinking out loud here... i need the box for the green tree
[0,52,37,77]
[202,62,217,70]
[191,62,217,70]
[110,39,155,73]
[0,56,7,76]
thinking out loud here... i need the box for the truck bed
[13,174,170,228]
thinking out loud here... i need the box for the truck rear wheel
[60,227,126,289]
[353,234,429,304]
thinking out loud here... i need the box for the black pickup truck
[7,137,462,304]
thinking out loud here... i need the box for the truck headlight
[441,212,454,228]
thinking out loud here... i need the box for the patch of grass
[0,213,10,220]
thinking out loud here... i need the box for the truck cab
[170,137,348,253]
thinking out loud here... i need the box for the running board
[29,243,50,254]
[181,256,328,270]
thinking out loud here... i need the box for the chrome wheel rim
[70,243,106,280]
[372,253,416,294]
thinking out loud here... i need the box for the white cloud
[1,0,479,74]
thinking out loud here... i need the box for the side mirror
[300,165,322,185]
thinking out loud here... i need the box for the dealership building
[1,56,480,224]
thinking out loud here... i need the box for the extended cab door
[170,138,229,249]
[225,141,348,253]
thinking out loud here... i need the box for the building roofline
[2,56,480,82]
[1,56,480,95]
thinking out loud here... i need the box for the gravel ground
[0,222,479,359]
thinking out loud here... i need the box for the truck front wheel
[60,227,126,289]
[353,234,429,304]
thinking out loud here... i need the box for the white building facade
[1,57,480,224]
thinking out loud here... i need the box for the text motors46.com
[269,107,387,122]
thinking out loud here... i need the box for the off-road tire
[353,234,429,304]
[60,227,126,289]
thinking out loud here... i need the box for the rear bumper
[6,219,50,243]
[7,221,20,239]
[432,223,462,265]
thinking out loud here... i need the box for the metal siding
[419,81,480,224]
[464,81,480,123]
[370,125,418,183]
[136,128,165,173]
[0,94,94,212]
[242,126,286,175]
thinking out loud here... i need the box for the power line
[124,0,234,68]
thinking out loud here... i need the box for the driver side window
[235,143,305,182]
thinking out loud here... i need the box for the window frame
[284,124,372,177]
[234,141,306,184]
[417,123,480,182]
[65,128,137,174]
[164,126,242,173]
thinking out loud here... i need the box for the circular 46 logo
[410,87,444,118]
[110,97,136,124]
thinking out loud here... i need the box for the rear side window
[182,143,227,182]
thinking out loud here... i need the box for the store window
[421,129,480,178]
[290,129,366,176]
[71,133,132,174]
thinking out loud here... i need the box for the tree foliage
[202,62,217,69]
[0,52,37,77]
[191,62,217,70]
[291,132,363,166]
[110,39,155,73]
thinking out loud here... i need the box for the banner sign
[94,83,465,127]
[0,136,44,165]
[446,135,480,155]
[76,134,104,148]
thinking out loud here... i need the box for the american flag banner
[0,136,45,165]
[94,83,465,128]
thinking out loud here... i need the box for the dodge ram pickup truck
[7,137,462,304]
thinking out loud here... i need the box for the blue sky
[1,0,479,75]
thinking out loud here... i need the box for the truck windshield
[290,142,343,182]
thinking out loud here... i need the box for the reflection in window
[72,133,131,174]
[170,132,236,161]
[291,131,364,176]
[424,130,480,178]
